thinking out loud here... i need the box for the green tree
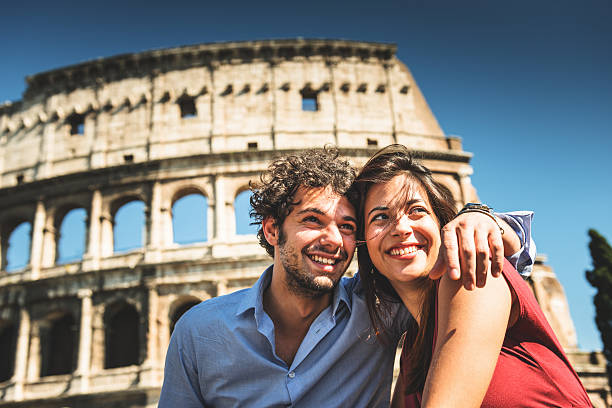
[586,229,612,386]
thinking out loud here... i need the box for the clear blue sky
[2,0,611,351]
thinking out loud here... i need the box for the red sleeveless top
[401,260,591,407]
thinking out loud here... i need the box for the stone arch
[1,218,32,272]
[171,186,209,245]
[0,319,18,382]
[54,205,88,264]
[111,195,146,253]
[104,300,141,369]
[40,311,78,377]
[168,295,201,335]
[233,186,258,236]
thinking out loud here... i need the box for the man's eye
[341,224,356,233]
[304,216,320,223]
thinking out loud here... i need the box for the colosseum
[0,39,609,407]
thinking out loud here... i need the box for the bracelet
[456,204,505,235]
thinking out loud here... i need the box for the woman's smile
[364,174,441,286]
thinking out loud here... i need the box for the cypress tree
[586,229,612,386]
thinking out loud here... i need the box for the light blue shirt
[159,268,409,407]
[159,212,535,407]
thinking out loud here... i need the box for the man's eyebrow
[296,208,357,224]
[296,208,326,216]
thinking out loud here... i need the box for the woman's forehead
[365,174,429,208]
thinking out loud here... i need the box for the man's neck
[263,267,334,366]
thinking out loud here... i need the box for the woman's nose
[392,213,413,236]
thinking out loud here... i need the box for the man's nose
[320,224,343,249]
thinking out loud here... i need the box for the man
[159,148,534,407]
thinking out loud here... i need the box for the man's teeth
[311,255,336,265]
[390,247,418,256]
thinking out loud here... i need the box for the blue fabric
[159,267,409,408]
[496,211,536,277]
[158,213,535,407]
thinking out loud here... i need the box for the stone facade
[0,39,607,407]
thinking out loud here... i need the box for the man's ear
[262,217,279,246]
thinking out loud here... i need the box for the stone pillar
[0,231,6,271]
[217,279,228,296]
[40,224,57,268]
[213,176,227,241]
[99,209,114,258]
[149,182,163,249]
[77,289,93,392]
[29,201,46,278]
[26,322,41,381]
[86,190,102,268]
[144,286,160,375]
[13,308,31,400]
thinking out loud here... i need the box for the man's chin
[312,275,335,291]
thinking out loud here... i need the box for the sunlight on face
[363,174,441,287]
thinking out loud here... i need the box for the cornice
[24,39,397,100]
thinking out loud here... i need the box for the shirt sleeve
[495,211,536,278]
[158,318,206,408]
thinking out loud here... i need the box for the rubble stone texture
[0,39,608,407]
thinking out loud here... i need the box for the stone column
[85,190,102,268]
[217,279,228,296]
[29,201,46,278]
[213,176,227,241]
[149,182,163,249]
[40,224,57,268]
[77,289,93,392]
[99,206,114,258]
[13,308,31,400]
[26,322,41,381]
[143,286,160,379]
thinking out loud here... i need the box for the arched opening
[234,190,258,235]
[172,193,207,244]
[113,200,145,253]
[57,208,87,264]
[0,321,17,382]
[105,302,140,369]
[169,298,200,335]
[6,221,31,272]
[41,313,78,376]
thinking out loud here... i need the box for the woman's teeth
[389,246,418,256]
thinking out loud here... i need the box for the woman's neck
[390,277,431,326]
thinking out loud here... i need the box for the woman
[353,145,590,407]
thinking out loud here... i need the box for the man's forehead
[293,186,355,214]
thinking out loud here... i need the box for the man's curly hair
[250,147,356,257]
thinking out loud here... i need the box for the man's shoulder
[176,287,251,335]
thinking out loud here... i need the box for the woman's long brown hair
[352,144,457,394]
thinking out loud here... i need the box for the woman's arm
[420,271,515,407]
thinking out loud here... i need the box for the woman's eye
[410,206,428,215]
[371,213,388,222]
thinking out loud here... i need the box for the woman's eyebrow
[367,206,388,217]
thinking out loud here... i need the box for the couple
[159,146,589,407]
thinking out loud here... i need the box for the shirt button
[288,371,296,378]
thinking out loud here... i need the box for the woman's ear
[262,217,279,246]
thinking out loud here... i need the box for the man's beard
[278,227,349,299]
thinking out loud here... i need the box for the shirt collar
[235,264,353,317]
